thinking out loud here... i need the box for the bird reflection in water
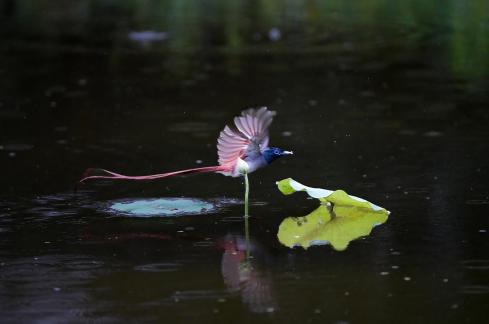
[220,233,277,314]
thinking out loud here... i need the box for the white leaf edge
[284,179,389,213]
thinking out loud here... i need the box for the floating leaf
[276,178,390,251]
[276,178,388,212]
[108,198,239,217]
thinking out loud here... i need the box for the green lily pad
[276,178,390,251]
[109,198,224,217]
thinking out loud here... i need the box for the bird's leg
[244,172,249,218]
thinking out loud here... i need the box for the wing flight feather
[217,107,274,166]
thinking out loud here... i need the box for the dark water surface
[1,1,489,323]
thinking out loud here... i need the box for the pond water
[1,1,489,323]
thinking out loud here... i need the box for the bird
[80,107,293,213]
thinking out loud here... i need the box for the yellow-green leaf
[277,204,389,251]
[276,178,390,251]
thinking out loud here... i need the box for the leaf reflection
[278,204,388,251]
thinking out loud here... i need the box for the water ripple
[465,199,489,205]
[0,255,112,322]
[134,262,182,272]
[169,290,227,301]
[460,285,489,295]
[462,260,489,270]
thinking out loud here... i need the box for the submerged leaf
[276,178,390,251]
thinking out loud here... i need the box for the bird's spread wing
[217,107,274,166]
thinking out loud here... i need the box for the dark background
[1,1,489,323]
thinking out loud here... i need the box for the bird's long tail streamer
[79,165,228,183]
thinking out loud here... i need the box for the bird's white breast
[235,158,250,175]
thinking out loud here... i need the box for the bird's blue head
[262,147,294,164]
